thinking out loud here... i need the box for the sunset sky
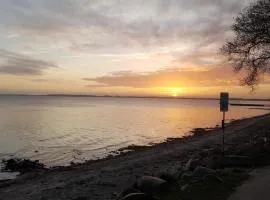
[0,0,269,98]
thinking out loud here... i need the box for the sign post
[220,92,229,154]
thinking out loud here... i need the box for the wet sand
[0,113,270,200]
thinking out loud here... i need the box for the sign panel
[220,92,229,112]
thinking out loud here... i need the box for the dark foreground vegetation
[115,119,270,200]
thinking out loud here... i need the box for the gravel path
[229,166,270,200]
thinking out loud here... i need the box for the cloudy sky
[0,0,269,97]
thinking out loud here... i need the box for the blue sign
[220,92,229,112]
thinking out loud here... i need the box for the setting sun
[167,87,185,97]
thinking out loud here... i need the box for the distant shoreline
[0,93,269,102]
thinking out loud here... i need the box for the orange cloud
[83,66,241,89]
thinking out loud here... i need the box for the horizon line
[0,93,269,101]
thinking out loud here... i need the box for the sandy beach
[0,113,270,200]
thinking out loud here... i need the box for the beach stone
[222,155,253,167]
[240,143,256,154]
[156,171,177,182]
[175,169,185,179]
[181,172,192,181]
[256,137,267,145]
[203,174,223,183]
[192,128,206,136]
[263,143,270,152]
[180,184,189,192]
[211,147,223,156]
[118,187,141,199]
[137,176,166,195]
[120,193,154,200]
[222,168,234,176]
[199,148,214,157]
[192,166,215,179]
[3,158,45,173]
[203,157,217,169]
[233,168,248,173]
[72,196,88,200]
[184,159,201,171]
[213,156,225,169]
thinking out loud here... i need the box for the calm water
[0,96,269,168]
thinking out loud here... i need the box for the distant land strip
[231,103,269,107]
[0,93,270,102]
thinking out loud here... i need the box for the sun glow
[167,87,185,97]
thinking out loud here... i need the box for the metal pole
[222,111,225,155]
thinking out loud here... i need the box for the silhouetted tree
[221,0,270,88]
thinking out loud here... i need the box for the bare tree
[221,0,270,89]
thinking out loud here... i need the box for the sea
[0,95,269,178]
